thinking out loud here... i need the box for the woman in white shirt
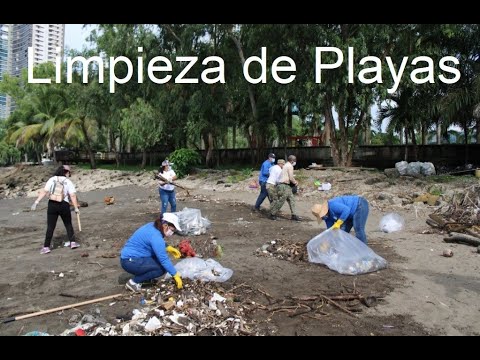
[31,165,80,254]
[158,160,177,214]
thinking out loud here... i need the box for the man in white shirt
[266,159,285,204]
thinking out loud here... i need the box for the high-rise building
[0,24,64,120]
[0,24,12,120]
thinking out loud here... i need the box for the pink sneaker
[70,242,80,249]
[40,247,51,254]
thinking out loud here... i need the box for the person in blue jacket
[253,153,276,211]
[120,213,184,292]
[312,195,370,244]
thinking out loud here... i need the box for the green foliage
[371,132,401,145]
[0,141,21,166]
[168,148,201,178]
[225,167,254,183]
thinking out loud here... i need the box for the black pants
[44,200,75,247]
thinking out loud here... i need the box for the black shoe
[252,206,260,212]
[269,214,277,221]
[291,215,301,222]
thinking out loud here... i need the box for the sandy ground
[0,165,478,336]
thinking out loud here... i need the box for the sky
[64,24,91,51]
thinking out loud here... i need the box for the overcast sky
[64,24,91,51]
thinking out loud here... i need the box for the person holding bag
[31,165,80,254]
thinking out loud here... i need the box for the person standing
[269,155,300,221]
[120,213,183,292]
[158,160,177,214]
[311,195,370,244]
[30,165,80,254]
[253,153,276,211]
[265,159,285,205]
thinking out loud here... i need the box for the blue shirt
[258,159,273,183]
[324,196,360,228]
[120,222,177,276]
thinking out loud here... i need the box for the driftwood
[444,232,480,247]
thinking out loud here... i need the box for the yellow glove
[332,219,344,230]
[173,272,183,289]
[166,245,181,259]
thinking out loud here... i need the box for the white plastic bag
[173,208,211,236]
[395,161,408,176]
[307,229,387,275]
[421,162,436,176]
[168,257,233,282]
[379,213,405,233]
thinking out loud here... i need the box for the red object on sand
[75,328,86,336]
[178,239,196,257]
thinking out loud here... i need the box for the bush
[167,148,201,178]
[0,142,21,166]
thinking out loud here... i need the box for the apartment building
[0,24,64,119]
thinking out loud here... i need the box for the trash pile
[180,236,223,259]
[395,161,436,177]
[59,280,262,336]
[426,185,480,247]
[255,239,308,263]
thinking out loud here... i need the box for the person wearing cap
[253,153,276,211]
[158,159,178,214]
[265,159,286,204]
[270,155,300,221]
[311,195,370,244]
[30,165,80,254]
[120,212,183,292]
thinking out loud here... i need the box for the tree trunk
[286,102,293,146]
[347,111,365,166]
[364,122,371,145]
[476,120,480,144]
[232,125,236,149]
[81,121,96,169]
[399,129,404,144]
[205,132,215,168]
[323,113,331,146]
[464,125,469,164]
[411,127,418,161]
[436,122,442,145]
[421,123,427,145]
[141,149,147,169]
[404,127,409,161]
[323,97,338,165]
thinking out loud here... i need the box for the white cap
[162,213,182,232]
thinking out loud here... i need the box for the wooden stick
[154,172,191,196]
[444,232,480,247]
[2,293,123,323]
[319,295,357,317]
[76,213,82,232]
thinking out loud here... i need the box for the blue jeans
[120,257,166,283]
[160,188,176,214]
[342,197,369,244]
[254,181,270,209]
